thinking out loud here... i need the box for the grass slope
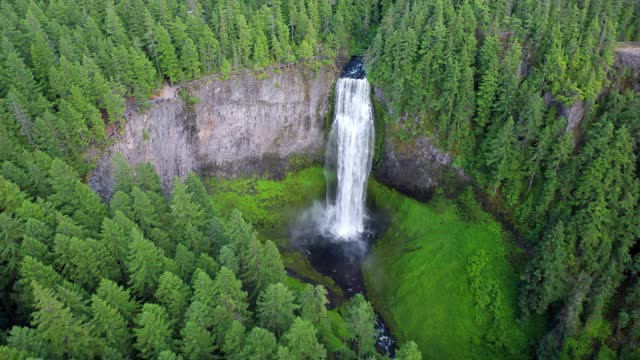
[364,180,542,359]
[207,166,326,236]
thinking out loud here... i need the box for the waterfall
[322,76,375,240]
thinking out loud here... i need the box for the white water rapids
[322,77,375,240]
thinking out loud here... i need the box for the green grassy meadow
[364,180,543,359]
[207,166,326,236]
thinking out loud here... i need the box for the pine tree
[475,35,501,129]
[48,159,107,231]
[110,191,134,220]
[191,268,217,310]
[1,334,40,359]
[30,281,96,359]
[171,178,206,252]
[134,162,165,194]
[485,117,519,195]
[90,295,132,358]
[222,320,245,357]
[0,212,23,286]
[101,211,138,268]
[155,271,191,327]
[82,56,126,121]
[155,23,182,81]
[243,238,286,297]
[520,221,571,317]
[181,37,201,79]
[126,229,169,298]
[282,317,326,359]
[174,243,197,283]
[495,42,523,121]
[143,10,164,79]
[219,245,240,274]
[53,235,119,290]
[212,267,250,326]
[53,214,85,240]
[296,37,314,59]
[96,279,138,322]
[29,30,55,89]
[0,176,26,213]
[47,56,89,102]
[67,86,105,143]
[132,187,160,236]
[196,253,219,279]
[299,284,329,329]
[51,100,91,160]
[235,14,254,66]
[544,26,574,104]
[205,216,226,254]
[257,283,299,337]
[16,254,67,313]
[185,15,220,74]
[221,58,232,79]
[184,300,215,332]
[180,320,216,359]
[104,1,130,45]
[20,234,50,263]
[134,303,174,358]
[239,327,278,359]
[252,25,271,68]
[345,294,377,358]
[224,209,256,271]
[257,240,287,291]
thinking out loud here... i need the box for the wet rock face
[375,135,465,199]
[91,64,337,198]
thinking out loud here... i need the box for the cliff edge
[91,63,338,198]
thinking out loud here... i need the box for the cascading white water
[322,77,375,240]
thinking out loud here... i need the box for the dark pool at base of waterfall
[292,211,397,357]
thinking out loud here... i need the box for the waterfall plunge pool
[292,210,396,356]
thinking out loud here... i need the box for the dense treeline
[2,0,640,358]
[0,0,425,357]
[0,148,421,358]
[367,0,640,358]
[0,0,380,173]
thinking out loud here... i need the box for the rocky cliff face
[615,43,640,73]
[91,64,337,198]
[375,135,467,198]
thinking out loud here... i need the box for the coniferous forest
[1,0,640,359]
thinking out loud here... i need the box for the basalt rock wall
[91,63,337,198]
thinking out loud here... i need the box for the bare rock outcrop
[615,42,640,73]
[91,64,337,198]
[375,135,467,198]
